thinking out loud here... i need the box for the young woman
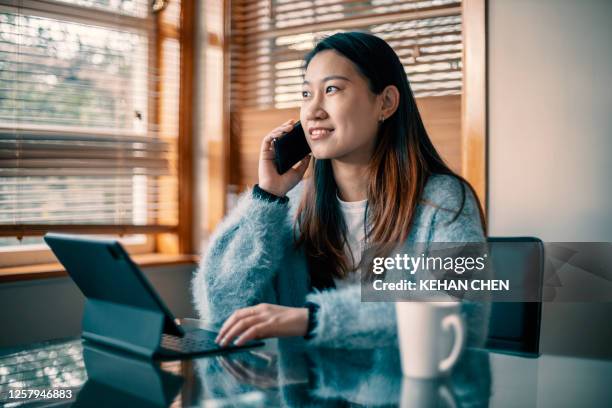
[192,32,489,349]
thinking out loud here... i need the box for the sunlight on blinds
[231,0,463,109]
[0,0,180,244]
[53,0,149,17]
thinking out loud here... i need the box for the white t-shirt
[334,194,368,290]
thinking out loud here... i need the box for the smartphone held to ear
[273,121,311,174]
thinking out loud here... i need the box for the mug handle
[438,314,465,372]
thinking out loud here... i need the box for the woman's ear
[379,85,400,122]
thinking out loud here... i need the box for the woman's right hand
[258,119,311,197]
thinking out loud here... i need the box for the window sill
[0,253,200,283]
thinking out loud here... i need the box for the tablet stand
[81,299,166,357]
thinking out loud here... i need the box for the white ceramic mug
[395,301,465,378]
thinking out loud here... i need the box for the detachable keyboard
[158,329,263,356]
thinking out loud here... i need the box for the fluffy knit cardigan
[191,174,490,349]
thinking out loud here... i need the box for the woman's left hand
[215,303,309,347]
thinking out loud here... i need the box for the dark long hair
[294,32,485,289]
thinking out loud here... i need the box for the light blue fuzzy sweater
[191,174,490,348]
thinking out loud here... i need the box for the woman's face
[300,50,382,163]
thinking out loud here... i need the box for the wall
[488,0,612,358]
[0,264,197,352]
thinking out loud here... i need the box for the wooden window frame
[462,0,487,228]
[0,235,155,268]
[201,0,231,233]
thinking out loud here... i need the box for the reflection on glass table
[194,340,491,407]
[0,339,86,405]
[1,334,612,407]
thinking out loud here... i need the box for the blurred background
[0,0,610,359]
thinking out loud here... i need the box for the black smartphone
[273,121,311,174]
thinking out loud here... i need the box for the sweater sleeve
[191,188,295,329]
[304,176,490,349]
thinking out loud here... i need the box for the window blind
[0,0,180,241]
[230,0,463,109]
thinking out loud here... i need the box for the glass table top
[1,336,611,407]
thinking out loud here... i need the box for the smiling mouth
[309,128,334,140]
